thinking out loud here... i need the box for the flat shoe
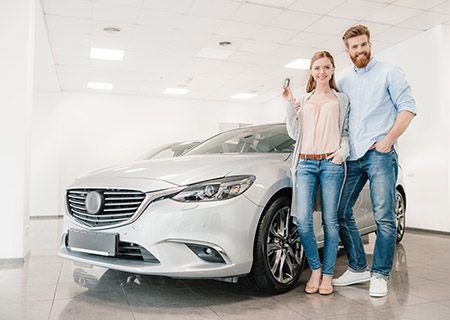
[319,286,333,295]
[305,285,319,294]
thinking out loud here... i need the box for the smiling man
[333,25,417,297]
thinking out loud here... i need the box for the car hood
[77,153,290,186]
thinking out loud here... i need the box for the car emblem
[85,191,104,214]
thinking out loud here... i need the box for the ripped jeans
[295,159,345,276]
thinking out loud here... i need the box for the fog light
[186,244,225,263]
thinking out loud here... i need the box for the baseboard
[406,227,450,236]
[30,215,63,220]
[0,257,25,265]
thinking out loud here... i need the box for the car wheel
[395,190,406,243]
[247,196,305,293]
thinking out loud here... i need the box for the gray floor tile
[379,301,450,320]
[3,218,450,320]
[0,300,53,320]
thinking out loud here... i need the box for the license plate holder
[68,229,118,257]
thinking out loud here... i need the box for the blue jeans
[295,159,345,276]
[338,148,398,279]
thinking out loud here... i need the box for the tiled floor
[1,218,450,320]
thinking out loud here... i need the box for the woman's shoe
[319,275,334,295]
[318,285,333,295]
[305,283,319,294]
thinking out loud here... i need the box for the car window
[187,125,295,155]
[139,142,200,160]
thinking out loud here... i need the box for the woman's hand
[282,86,294,102]
[326,152,344,164]
[294,100,301,112]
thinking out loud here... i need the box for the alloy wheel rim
[395,192,405,240]
[266,206,303,284]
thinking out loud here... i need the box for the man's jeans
[338,148,398,279]
[295,159,345,276]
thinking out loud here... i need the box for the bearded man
[332,25,417,297]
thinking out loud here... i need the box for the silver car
[137,141,200,160]
[59,123,406,293]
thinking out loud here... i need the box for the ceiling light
[231,93,257,99]
[196,48,234,60]
[284,59,311,69]
[103,26,121,34]
[87,82,114,90]
[218,41,232,47]
[90,48,125,61]
[164,88,189,95]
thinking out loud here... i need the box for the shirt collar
[353,57,377,74]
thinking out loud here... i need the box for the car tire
[246,195,305,294]
[396,190,406,243]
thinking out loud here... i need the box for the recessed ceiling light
[164,88,189,95]
[103,26,121,33]
[284,58,311,69]
[231,93,257,99]
[196,47,234,60]
[218,41,232,47]
[87,82,114,90]
[90,48,125,61]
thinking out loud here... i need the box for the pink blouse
[300,99,340,154]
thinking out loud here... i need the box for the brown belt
[299,153,332,160]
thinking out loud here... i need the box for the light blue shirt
[338,58,417,160]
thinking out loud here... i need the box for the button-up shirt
[338,58,416,160]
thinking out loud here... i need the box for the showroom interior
[1,0,450,319]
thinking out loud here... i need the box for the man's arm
[373,110,416,152]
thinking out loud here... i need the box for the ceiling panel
[393,0,447,10]
[327,0,388,20]
[42,0,92,19]
[229,3,283,25]
[187,0,241,19]
[399,11,450,30]
[287,0,347,15]
[430,0,450,14]
[305,16,358,35]
[269,10,321,31]
[366,4,422,24]
[42,0,448,103]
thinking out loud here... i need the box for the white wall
[0,0,36,260]
[30,0,61,217]
[56,92,266,214]
[374,25,450,232]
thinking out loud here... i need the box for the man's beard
[351,50,371,68]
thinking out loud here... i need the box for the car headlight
[172,175,256,202]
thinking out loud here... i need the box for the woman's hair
[306,51,339,93]
[342,25,370,48]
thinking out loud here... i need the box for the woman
[283,51,349,295]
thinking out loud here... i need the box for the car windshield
[138,141,200,160]
[186,124,295,155]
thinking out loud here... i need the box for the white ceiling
[42,0,450,103]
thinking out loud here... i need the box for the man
[333,25,416,297]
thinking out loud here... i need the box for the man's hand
[370,135,395,153]
[326,152,344,164]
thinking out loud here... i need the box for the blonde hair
[342,25,370,48]
[306,51,339,93]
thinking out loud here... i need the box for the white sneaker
[333,270,371,286]
[369,276,388,297]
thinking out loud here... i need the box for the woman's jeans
[295,159,345,276]
[338,148,398,279]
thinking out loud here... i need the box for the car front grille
[67,189,146,228]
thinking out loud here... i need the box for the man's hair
[342,25,370,47]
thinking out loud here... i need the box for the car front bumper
[59,194,263,279]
